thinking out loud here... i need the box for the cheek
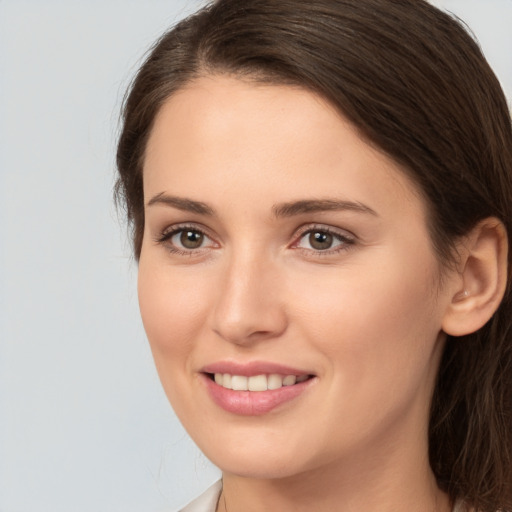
[289,249,442,391]
[137,258,211,367]
[284,259,443,453]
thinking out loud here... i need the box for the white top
[179,480,222,512]
[178,481,467,512]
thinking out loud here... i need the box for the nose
[211,251,288,345]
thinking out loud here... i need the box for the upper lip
[201,360,313,377]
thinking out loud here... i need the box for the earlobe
[442,218,508,337]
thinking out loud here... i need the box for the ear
[442,217,508,337]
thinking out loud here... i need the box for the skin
[138,75,457,511]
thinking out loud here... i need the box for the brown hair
[116,0,512,509]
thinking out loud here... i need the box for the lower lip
[201,374,315,416]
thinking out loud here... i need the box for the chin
[208,450,309,480]
[191,426,324,480]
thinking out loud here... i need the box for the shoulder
[178,480,223,512]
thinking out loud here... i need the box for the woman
[115,0,512,510]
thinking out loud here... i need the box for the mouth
[206,372,313,391]
[201,368,316,415]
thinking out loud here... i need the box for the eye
[156,225,217,254]
[295,226,355,252]
[172,229,206,250]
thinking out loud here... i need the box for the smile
[202,367,316,415]
[212,373,310,391]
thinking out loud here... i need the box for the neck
[218,463,450,512]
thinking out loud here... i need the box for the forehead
[143,75,425,220]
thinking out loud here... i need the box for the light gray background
[0,1,510,511]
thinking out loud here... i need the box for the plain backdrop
[0,1,510,511]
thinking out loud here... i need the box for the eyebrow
[271,199,378,218]
[147,192,215,215]
[146,193,378,218]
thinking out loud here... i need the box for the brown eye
[179,230,204,249]
[158,226,216,255]
[309,231,333,250]
[296,227,354,253]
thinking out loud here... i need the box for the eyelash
[155,223,356,256]
[292,224,356,256]
[155,224,217,256]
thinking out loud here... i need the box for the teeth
[231,375,247,391]
[223,373,232,389]
[248,375,267,391]
[267,374,283,390]
[213,373,309,391]
[283,375,297,386]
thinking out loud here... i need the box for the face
[139,75,453,479]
